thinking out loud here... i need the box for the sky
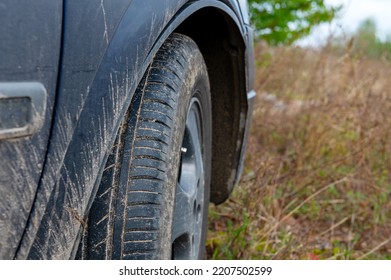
[297,0,391,46]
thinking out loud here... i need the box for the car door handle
[0,82,47,140]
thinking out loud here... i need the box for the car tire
[77,33,212,260]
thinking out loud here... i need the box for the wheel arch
[175,7,250,204]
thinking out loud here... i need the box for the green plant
[248,0,340,45]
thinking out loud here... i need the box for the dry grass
[206,42,391,260]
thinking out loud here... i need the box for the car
[0,0,255,260]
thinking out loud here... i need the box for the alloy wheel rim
[172,98,205,260]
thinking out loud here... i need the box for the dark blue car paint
[0,0,62,260]
[0,0,254,259]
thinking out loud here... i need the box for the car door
[0,0,62,259]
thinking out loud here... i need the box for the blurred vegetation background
[347,18,391,60]
[206,0,391,260]
[248,0,339,45]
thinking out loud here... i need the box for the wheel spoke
[187,106,204,181]
[172,182,195,241]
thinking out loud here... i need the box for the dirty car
[0,0,255,259]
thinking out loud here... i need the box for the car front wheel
[77,33,212,260]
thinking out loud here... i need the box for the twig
[358,238,391,260]
[319,216,349,237]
